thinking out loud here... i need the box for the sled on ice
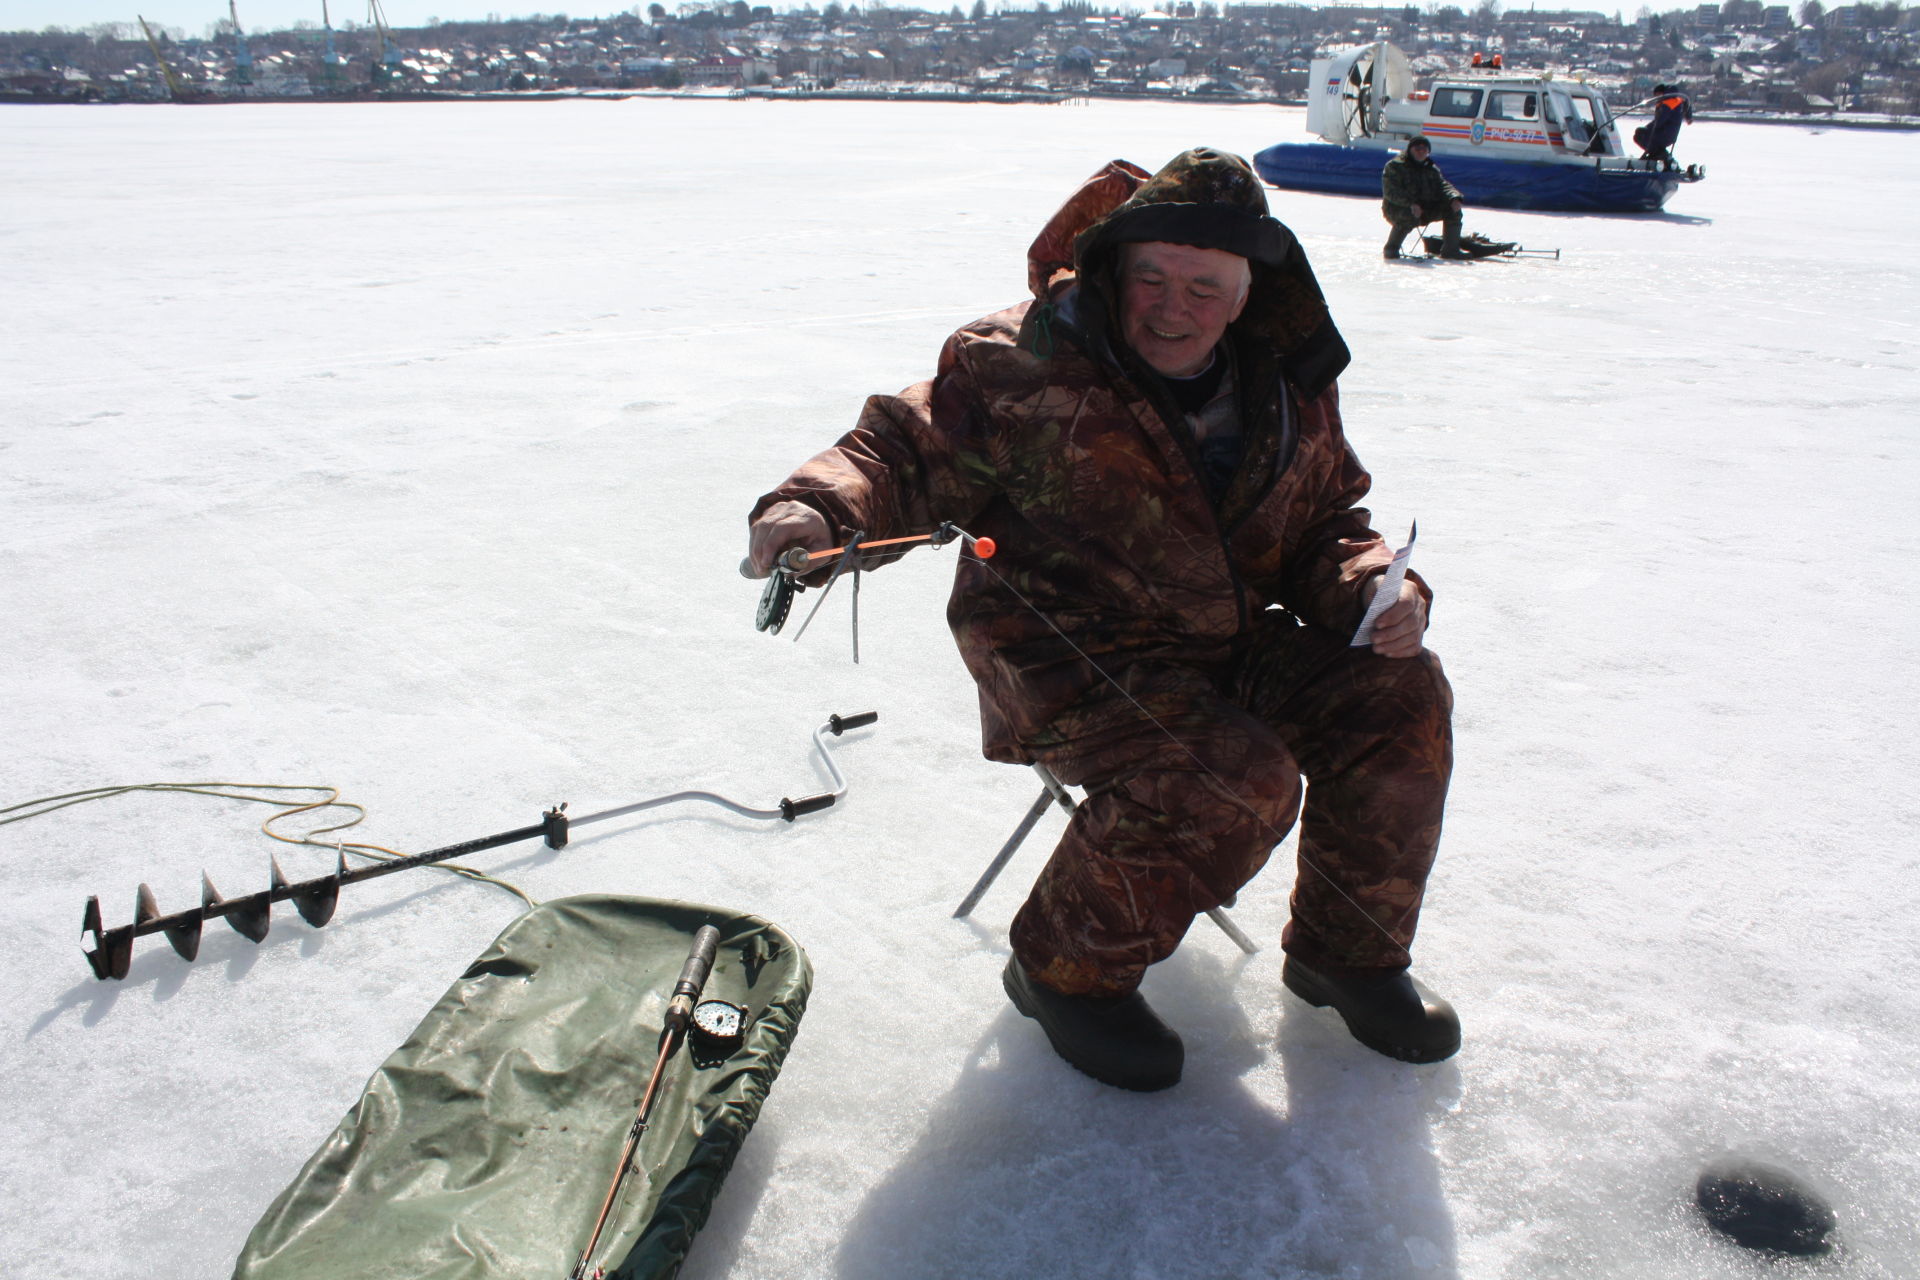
[232,896,811,1280]
[1417,231,1560,260]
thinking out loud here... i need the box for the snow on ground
[3,98,1917,1279]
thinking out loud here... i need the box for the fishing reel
[741,541,833,636]
[755,570,802,634]
[688,999,749,1067]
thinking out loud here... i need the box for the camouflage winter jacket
[1381,151,1462,222]
[753,153,1418,763]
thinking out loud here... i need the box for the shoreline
[3,86,1915,130]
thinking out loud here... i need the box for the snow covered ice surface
[3,97,1917,1280]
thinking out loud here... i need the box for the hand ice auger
[79,712,877,980]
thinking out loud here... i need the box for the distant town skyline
[0,0,1410,38]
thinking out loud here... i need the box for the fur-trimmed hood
[1023,147,1350,399]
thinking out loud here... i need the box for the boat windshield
[1430,86,1482,118]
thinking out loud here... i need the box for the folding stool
[953,762,1259,954]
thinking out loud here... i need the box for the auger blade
[82,896,110,980]
[82,895,134,980]
[281,854,342,928]
[204,872,272,945]
[163,913,205,962]
[227,890,272,944]
[274,855,341,924]
[137,882,206,961]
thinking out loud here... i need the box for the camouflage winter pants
[1008,615,1453,997]
[1384,208,1462,258]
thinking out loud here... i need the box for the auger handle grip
[779,793,836,821]
[829,711,879,735]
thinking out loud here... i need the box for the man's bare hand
[746,501,833,578]
[1369,578,1428,659]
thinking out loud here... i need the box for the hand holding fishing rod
[743,520,997,642]
[570,924,722,1280]
[742,500,834,580]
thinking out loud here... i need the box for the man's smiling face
[1118,240,1252,379]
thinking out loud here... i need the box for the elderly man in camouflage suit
[747,148,1458,1091]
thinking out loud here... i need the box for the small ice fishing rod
[743,521,997,643]
[569,924,721,1280]
[77,713,876,980]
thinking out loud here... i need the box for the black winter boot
[1282,958,1461,1064]
[1003,957,1183,1091]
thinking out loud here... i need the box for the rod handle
[739,546,820,578]
[665,924,722,1033]
[829,711,878,735]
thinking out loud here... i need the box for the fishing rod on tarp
[569,924,721,1280]
[72,712,878,980]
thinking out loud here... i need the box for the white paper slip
[1350,522,1417,647]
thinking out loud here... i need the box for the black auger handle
[829,711,878,735]
[780,793,836,821]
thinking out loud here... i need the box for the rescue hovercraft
[1253,42,1704,214]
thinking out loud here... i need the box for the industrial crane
[136,14,192,102]
[229,0,253,86]
[368,0,403,88]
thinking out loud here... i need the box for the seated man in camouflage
[1381,135,1464,260]
[747,148,1459,1092]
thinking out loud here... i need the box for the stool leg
[958,765,1260,954]
[953,785,1055,919]
[1206,906,1260,956]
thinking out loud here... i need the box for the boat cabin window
[1486,91,1539,121]
[1429,87,1482,118]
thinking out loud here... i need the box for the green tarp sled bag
[233,895,811,1280]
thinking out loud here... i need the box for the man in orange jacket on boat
[1633,84,1693,169]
